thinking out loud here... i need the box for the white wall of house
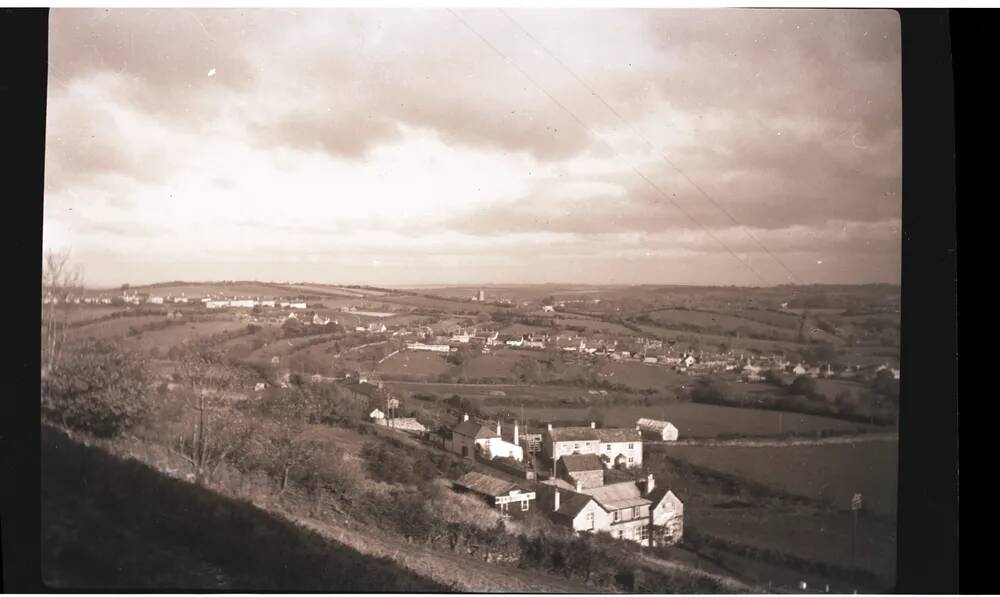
[487,438,524,461]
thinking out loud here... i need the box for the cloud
[44,8,903,286]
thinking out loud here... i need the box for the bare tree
[41,250,84,377]
[168,354,255,486]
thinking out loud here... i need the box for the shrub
[41,339,152,437]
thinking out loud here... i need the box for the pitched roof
[636,418,677,432]
[594,427,642,443]
[454,471,522,497]
[537,484,597,519]
[453,420,500,440]
[560,453,605,473]
[548,426,600,442]
[581,481,651,511]
[647,487,683,509]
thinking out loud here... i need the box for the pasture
[375,351,452,378]
[68,316,170,340]
[660,440,899,518]
[121,320,251,353]
[479,401,879,438]
[641,308,795,340]
[688,506,897,586]
[134,282,288,298]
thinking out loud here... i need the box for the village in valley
[41,278,901,593]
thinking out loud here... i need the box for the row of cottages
[446,415,525,462]
[543,422,643,469]
[453,471,537,517]
[539,473,683,546]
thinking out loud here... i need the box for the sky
[43,8,902,288]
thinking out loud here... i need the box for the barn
[636,418,679,441]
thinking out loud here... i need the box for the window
[628,443,634,450]
[574,443,580,451]
[613,510,620,522]
[585,512,595,530]
[632,506,640,518]
[521,499,530,511]
[616,530,623,539]
[638,524,649,541]
[628,457,634,465]
[606,444,612,451]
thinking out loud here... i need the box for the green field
[662,441,899,518]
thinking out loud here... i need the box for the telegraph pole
[850,493,863,590]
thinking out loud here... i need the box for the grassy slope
[40,425,446,591]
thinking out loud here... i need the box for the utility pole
[851,493,863,590]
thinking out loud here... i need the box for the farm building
[453,471,535,518]
[558,454,605,490]
[369,408,385,421]
[446,415,524,462]
[406,342,451,353]
[636,418,679,441]
[376,417,427,434]
[543,423,643,469]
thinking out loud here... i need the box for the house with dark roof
[544,422,643,469]
[453,471,536,518]
[558,453,605,490]
[446,415,524,461]
[537,473,674,546]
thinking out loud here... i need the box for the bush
[41,339,152,437]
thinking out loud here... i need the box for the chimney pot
[547,423,553,431]
[554,489,560,512]
[575,480,583,492]
[463,413,469,422]
[590,421,596,428]
[514,421,519,445]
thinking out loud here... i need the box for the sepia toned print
[41,8,901,592]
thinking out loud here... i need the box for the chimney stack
[575,479,583,493]
[590,421,596,429]
[496,420,502,436]
[553,489,560,512]
[463,413,469,422]
[514,420,519,445]
[547,423,553,431]
[645,473,655,495]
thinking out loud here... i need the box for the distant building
[406,342,451,353]
[542,305,556,313]
[636,418,679,441]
